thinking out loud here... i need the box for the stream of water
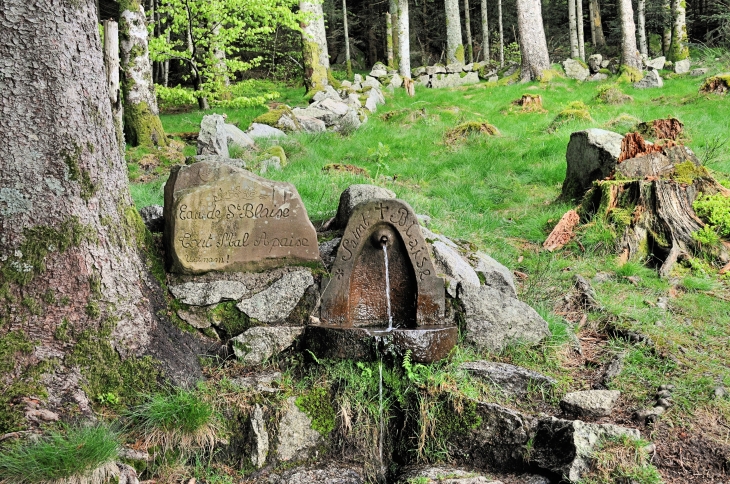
[383,245,393,331]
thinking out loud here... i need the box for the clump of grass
[603,113,641,133]
[0,425,120,484]
[582,435,662,484]
[596,84,634,105]
[547,101,592,132]
[682,275,719,292]
[444,121,500,144]
[128,387,219,454]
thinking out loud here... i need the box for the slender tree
[568,0,579,58]
[119,0,167,147]
[516,0,550,80]
[445,0,464,63]
[390,0,400,69]
[464,0,474,63]
[0,0,199,431]
[576,0,585,60]
[386,12,395,69]
[398,0,411,77]
[498,0,504,66]
[481,0,490,61]
[669,0,689,61]
[618,0,643,72]
[662,0,672,55]
[638,0,648,56]
[343,0,353,77]
[589,0,596,45]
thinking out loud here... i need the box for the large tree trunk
[638,0,648,56]
[398,0,411,78]
[576,0,585,60]
[618,0,643,72]
[568,0,579,59]
[481,0,490,61]
[589,0,596,45]
[497,0,505,66]
[669,0,689,61]
[300,0,331,95]
[119,0,167,147]
[464,0,474,63]
[445,0,464,63]
[590,0,606,47]
[0,0,201,432]
[516,0,550,81]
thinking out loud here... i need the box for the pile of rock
[565,56,609,82]
[411,61,517,88]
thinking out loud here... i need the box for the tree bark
[119,0,167,147]
[589,0,596,46]
[0,0,201,431]
[497,0,504,66]
[103,20,123,147]
[343,0,352,77]
[464,0,474,63]
[516,0,550,81]
[445,0,464,63]
[568,0,579,59]
[638,0,647,57]
[618,0,642,71]
[386,13,394,70]
[300,0,331,94]
[590,0,606,47]
[669,0,689,61]
[576,0,585,60]
[481,0,490,61]
[662,0,672,56]
[398,0,411,78]
[390,0,400,70]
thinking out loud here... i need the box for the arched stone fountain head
[307,199,457,363]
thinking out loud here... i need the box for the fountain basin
[304,325,458,363]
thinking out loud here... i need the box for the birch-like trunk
[662,0,672,56]
[445,0,464,63]
[464,0,474,63]
[576,0,585,60]
[638,0,648,56]
[0,0,201,429]
[516,0,550,80]
[343,0,352,77]
[390,0,400,70]
[481,0,490,61]
[398,0,411,78]
[568,0,579,59]
[119,0,167,147]
[498,0,504,66]
[669,0,689,61]
[590,0,606,47]
[618,0,643,71]
[300,0,331,94]
[589,0,596,45]
[386,12,394,69]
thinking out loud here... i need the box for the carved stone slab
[164,161,319,274]
[320,198,445,327]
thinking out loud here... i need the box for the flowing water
[383,245,393,331]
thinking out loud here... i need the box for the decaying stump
[544,210,580,251]
[561,131,730,276]
[404,77,415,96]
[512,94,545,112]
[636,117,684,141]
[700,74,730,95]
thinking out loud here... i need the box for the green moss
[295,387,336,435]
[599,68,611,75]
[122,101,167,149]
[548,101,592,131]
[454,45,465,64]
[538,69,564,83]
[617,65,643,83]
[0,217,96,286]
[693,192,730,237]
[21,297,42,316]
[252,105,300,132]
[55,318,71,342]
[497,70,520,86]
[85,301,101,319]
[699,74,730,94]
[327,70,342,90]
[264,145,287,166]
[42,289,56,305]
[608,207,634,231]
[671,161,709,184]
[303,40,329,96]
[208,301,251,338]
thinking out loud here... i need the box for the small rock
[560,389,621,417]
[333,185,396,229]
[197,114,229,157]
[656,398,671,409]
[139,205,164,233]
[714,386,726,399]
[25,409,59,422]
[231,326,304,365]
[236,270,314,323]
[645,56,666,71]
[674,58,691,74]
[657,297,669,309]
[593,272,612,283]
[588,54,603,73]
[170,280,247,306]
[634,70,663,89]
[231,371,282,393]
[119,447,151,461]
[656,390,672,399]
[587,73,608,82]
[276,396,322,462]
[690,68,709,76]
[246,123,287,140]
[295,115,327,133]
[250,403,269,468]
[460,361,556,395]
[177,308,211,329]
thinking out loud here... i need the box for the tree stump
[512,94,545,112]
[635,117,683,141]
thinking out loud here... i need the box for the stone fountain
[306,199,457,363]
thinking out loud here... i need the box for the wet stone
[164,161,320,274]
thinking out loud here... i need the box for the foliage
[295,386,337,435]
[693,192,730,237]
[0,425,120,484]
[367,142,391,178]
[155,84,199,107]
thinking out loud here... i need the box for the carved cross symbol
[334,268,344,280]
[377,202,389,219]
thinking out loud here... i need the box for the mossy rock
[252,105,300,132]
[538,68,564,83]
[548,101,593,132]
[596,84,633,105]
[444,121,500,143]
[264,145,287,166]
[617,65,643,83]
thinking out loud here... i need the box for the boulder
[460,71,480,85]
[317,97,350,117]
[469,251,517,298]
[530,417,640,482]
[276,114,299,132]
[267,463,365,484]
[231,326,304,365]
[488,75,498,83]
[563,59,590,81]
[222,123,255,149]
[426,65,448,75]
[561,128,624,201]
[246,123,287,140]
[634,69,663,89]
[369,68,388,78]
[416,74,431,87]
[430,73,464,89]
[293,106,339,126]
[390,73,403,89]
[691,67,709,76]
[139,205,164,233]
[370,87,386,105]
[431,241,480,297]
[345,93,362,109]
[259,156,281,174]
[188,154,246,168]
[587,73,608,82]
[412,66,427,77]
[458,283,550,353]
[333,184,397,229]
[353,74,363,83]
[333,108,362,133]
[236,270,314,323]
[276,396,323,462]
[295,115,326,133]
[645,56,666,71]
[169,280,247,306]
[197,114,229,157]
[560,390,621,417]
[365,95,378,113]
[460,361,556,395]
[587,54,602,73]
[363,76,382,89]
[674,58,691,74]
[446,62,465,73]
[397,466,502,484]
[312,85,341,102]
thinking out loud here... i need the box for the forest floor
[127,54,730,483]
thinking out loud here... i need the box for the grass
[0,425,120,484]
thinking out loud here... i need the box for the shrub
[0,425,120,484]
[155,85,197,107]
[693,193,730,237]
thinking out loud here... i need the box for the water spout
[382,244,393,332]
